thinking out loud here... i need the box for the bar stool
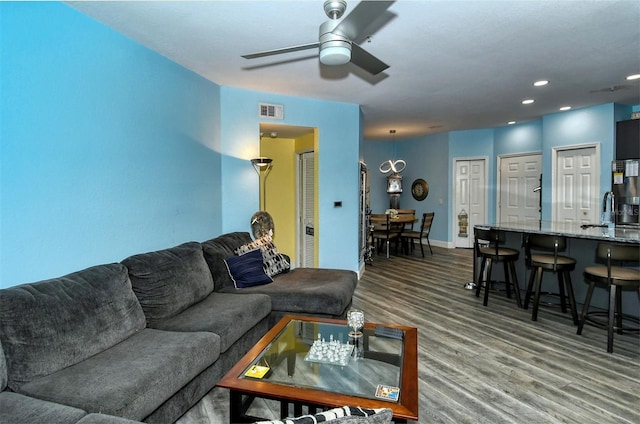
[523,234,579,325]
[474,228,522,308]
[577,243,640,353]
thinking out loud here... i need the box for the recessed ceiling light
[522,99,535,105]
[559,106,571,111]
[627,74,640,80]
[508,121,516,125]
[533,80,549,86]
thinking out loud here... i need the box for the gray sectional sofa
[0,232,358,424]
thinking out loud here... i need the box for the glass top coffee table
[217,315,418,423]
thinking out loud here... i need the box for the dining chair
[369,213,402,258]
[395,209,416,231]
[402,212,434,257]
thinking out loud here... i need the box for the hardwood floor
[179,246,639,423]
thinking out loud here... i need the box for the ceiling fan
[242,0,394,75]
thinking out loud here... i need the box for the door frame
[452,156,488,248]
[551,143,601,223]
[496,151,542,224]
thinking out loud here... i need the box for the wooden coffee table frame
[217,315,418,423]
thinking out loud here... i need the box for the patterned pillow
[254,406,393,424]
[224,249,273,289]
[235,235,290,277]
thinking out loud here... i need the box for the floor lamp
[251,157,273,211]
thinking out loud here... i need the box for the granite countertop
[476,221,640,244]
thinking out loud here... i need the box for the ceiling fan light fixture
[319,19,351,66]
[320,44,352,65]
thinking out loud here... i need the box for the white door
[499,154,542,225]
[454,159,487,248]
[298,152,315,267]
[554,146,599,225]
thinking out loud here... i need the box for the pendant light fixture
[379,129,406,208]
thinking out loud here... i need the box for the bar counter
[476,221,640,244]
[473,221,639,318]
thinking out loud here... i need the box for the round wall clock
[411,179,429,201]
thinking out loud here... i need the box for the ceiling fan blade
[333,0,395,40]
[350,42,389,75]
[242,42,320,59]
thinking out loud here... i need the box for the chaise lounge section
[201,232,358,325]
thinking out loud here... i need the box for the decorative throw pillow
[225,249,273,289]
[235,235,290,277]
[254,406,393,424]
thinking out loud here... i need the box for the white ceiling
[67,0,640,140]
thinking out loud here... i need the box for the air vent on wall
[259,103,284,119]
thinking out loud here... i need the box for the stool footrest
[581,311,640,333]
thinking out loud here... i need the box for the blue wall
[219,87,362,271]
[395,133,449,242]
[0,3,222,287]
[494,120,542,156]
[0,3,364,287]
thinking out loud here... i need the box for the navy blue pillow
[224,249,273,289]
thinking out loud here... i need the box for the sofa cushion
[219,268,358,316]
[0,391,87,424]
[226,249,273,288]
[150,292,272,353]
[18,328,220,421]
[122,242,214,326]
[201,232,253,290]
[235,234,290,277]
[0,263,146,389]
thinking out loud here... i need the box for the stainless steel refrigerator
[612,159,640,227]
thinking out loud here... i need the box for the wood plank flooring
[178,246,639,423]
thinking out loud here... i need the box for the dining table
[371,213,418,255]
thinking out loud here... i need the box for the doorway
[552,144,600,225]
[454,158,487,248]
[260,124,316,267]
[498,153,542,225]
